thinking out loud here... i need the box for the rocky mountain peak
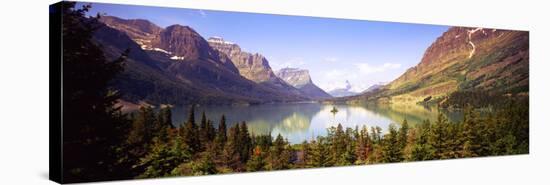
[365,26,529,105]
[149,24,215,60]
[207,37,277,83]
[275,68,331,99]
[275,68,312,88]
[389,27,524,91]
[417,27,507,70]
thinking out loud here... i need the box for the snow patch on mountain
[207,36,235,45]
[467,28,483,58]
[170,56,185,60]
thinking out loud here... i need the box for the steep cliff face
[276,68,312,88]
[342,26,528,104]
[95,16,311,104]
[207,37,279,83]
[100,16,238,73]
[99,16,162,47]
[276,68,332,99]
[207,37,309,99]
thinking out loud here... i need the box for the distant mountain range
[206,37,307,98]
[332,27,529,105]
[361,82,387,93]
[93,16,527,106]
[94,16,329,105]
[327,80,359,97]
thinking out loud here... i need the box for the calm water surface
[170,103,463,144]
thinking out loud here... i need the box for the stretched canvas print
[50,1,529,183]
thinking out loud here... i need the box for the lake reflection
[171,103,462,144]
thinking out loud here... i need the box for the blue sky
[80,2,449,92]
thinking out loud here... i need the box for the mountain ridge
[96,16,310,105]
[333,26,529,105]
[206,37,308,99]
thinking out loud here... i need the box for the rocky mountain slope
[275,68,332,99]
[337,26,529,105]
[96,16,309,105]
[361,82,386,93]
[206,37,306,98]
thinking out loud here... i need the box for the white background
[0,0,548,184]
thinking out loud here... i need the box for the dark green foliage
[238,122,253,163]
[136,137,191,178]
[307,137,333,167]
[270,134,292,170]
[127,106,156,158]
[246,146,267,171]
[215,115,227,144]
[296,141,311,168]
[199,111,209,149]
[155,106,173,142]
[381,124,403,162]
[398,119,409,151]
[354,126,372,164]
[61,2,131,182]
[429,113,450,158]
[70,98,528,180]
[408,120,434,161]
[441,90,527,109]
[222,124,243,171]
[180,105,201,153]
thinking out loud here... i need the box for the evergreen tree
[370,126,382,144]
[296,141,311,168]
[354,125,369,164]
[398,119,409,151]
[181,105,200,153]
[127,106,156,162]
[429,113,448,159]
[246,146,267,171]
[216,115,227,144]
[137,137,191,178]
[270,134,291,170]
[213,115,228,158]
[199,111,208,149]
[331,123,348,165]
[308,137,333,167]
[239,122,252,163]
[441,121,462,159]
[206,120,216,142]
[409,120,434,161]
[460,106,480,157]
[155,106,173,142]
[60,2,131,181]
[381,124,403,162]
[222,124,243,171]
[194,145,218,175]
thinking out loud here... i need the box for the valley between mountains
[95,16,528,108]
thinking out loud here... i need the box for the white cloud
[198,10,207,17]
[317,70,356,92]
[315,62,403,93]
[355,62,401,75]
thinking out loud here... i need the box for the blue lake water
[170,103,463,144]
